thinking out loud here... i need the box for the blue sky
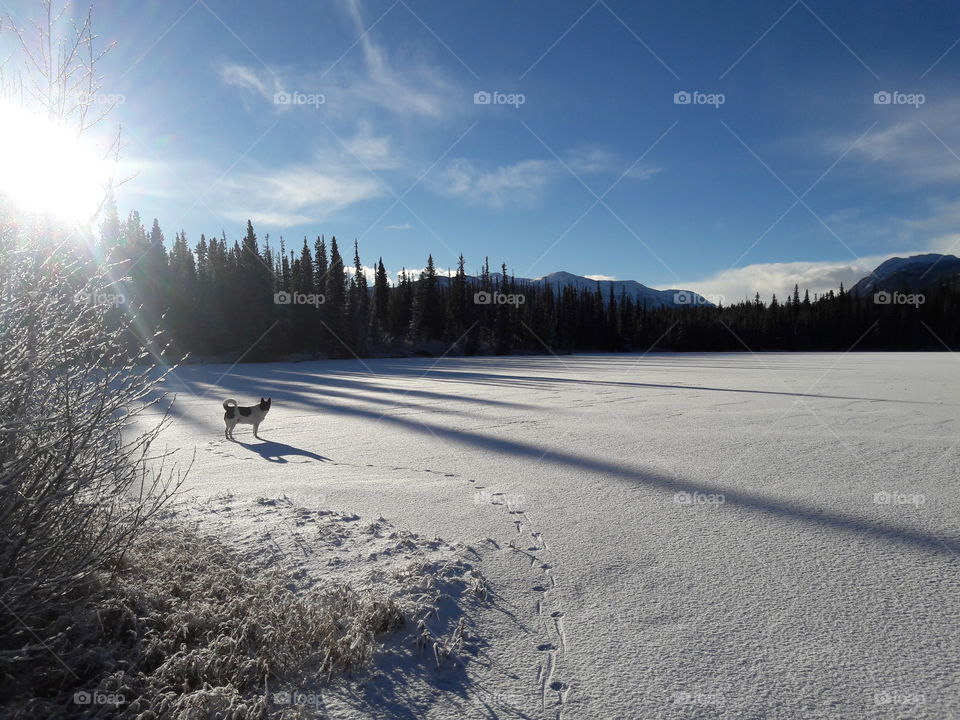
[10,0,960,301]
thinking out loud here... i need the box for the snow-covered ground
[141,352,960,719]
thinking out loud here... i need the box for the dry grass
[2,523,411,719]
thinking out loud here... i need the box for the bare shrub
[0,217,184,707]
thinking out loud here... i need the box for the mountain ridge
[429,269,712,308]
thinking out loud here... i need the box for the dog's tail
[223,398,239,410]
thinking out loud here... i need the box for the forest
[98,202,960,362]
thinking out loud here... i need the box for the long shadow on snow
[150,365,957,554]
[246,393,959,557]
[233,438,330,464]
[359,367,949,406]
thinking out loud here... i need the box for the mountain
[849,253,960,296]
[434,270,712,308]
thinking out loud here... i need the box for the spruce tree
[324,237,347,355]
[371,257,390,345]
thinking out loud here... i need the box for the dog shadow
[234,437,330,464]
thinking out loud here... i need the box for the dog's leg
[253,422,260,439]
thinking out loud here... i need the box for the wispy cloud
[219,63,284,107]
[429,147,659,209]
[585,274,617,281]
[834,100,960,187]
[429,158,555,208]
[337,0,458,119]
[342,121,402,170]
[385,222,412,230]
[216,163,383,228]
[566,146,660,181]
[217,1,459,122]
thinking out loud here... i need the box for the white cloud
[218,1,459,122]
[430,158,555,208]
[343,122,402,170]
[565,146,660,182]
[217,164,383,228]
[219,63,283,106]
[668,253,914,304]
[385,222,412,230]
[585,274,617,281]
[428,146,660,208]
[832,99,960,187]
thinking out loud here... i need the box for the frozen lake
[147,352,960,719]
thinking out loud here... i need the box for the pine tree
[371,257,390,343]
[323,237,347,355]
[411,254,443,344]
[347,240,369,354]
[389,269,414,342]
[236,220,275,357]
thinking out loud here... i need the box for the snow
[140,352,960,718]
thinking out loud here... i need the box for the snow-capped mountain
[435,270,712,308]
[849,253,960,296]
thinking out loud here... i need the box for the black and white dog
[223,397,271,440]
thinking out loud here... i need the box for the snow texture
[141,352,960,719]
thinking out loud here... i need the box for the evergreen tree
[323,237,347,355]
[371,257,390,343]
[347,240,369,354]
[411,254,443,344]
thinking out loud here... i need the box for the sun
[0,100,113,226]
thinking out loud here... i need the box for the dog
[223,397,271,440]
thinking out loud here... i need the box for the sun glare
[0,100,112,226]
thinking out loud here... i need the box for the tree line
[98,203,960,362]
